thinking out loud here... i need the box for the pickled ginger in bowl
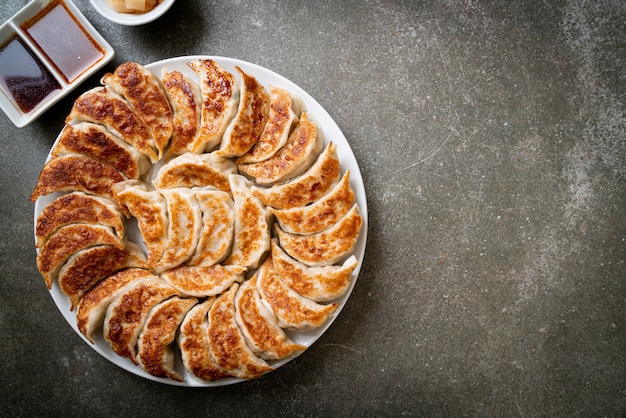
[89,0,176,25]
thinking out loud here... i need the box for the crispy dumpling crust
[256,256,338,330]
[271,239,357,302]
[102,62,173,158]
[104,278,180,364]
[235,274,306,360]
[152,152,236,193]
[270,170,355,235]
[30,154,126,203]
[66,87,159,162]
[161,264,246,297]
[36,223,125,289]
[238,112,322,185]
[237,85,300,164]
[274,204,363,267]
[207,284,274,379]
[52,122,150,180]
[178,299,230,382]
[112,180,169,267]
[252,141,341,209]
[58,242,147,310]
[161,70,202,159]
[187,59,239,153]
[137,296,198,381]
[215,66,269,158]
[76,268,156,344]
[35,192,125,249]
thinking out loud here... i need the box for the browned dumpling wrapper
[255,256,338,330]
[66,87,159,162]
[152,152,236,193]
[273,204,363,267]
[76,268,157,344]
[161,264,246,297]
[178,298,230,382]
[52,122,151,180]
[102,62,173,159]
[137,296,198,381]
[270,170,355,235]
[207,283,273,379]
[161,69,202,159]
[104,278,180,364]
[36,223,125,289]
[30,154,126,203]
[234,274,306,360]
[252,141,341,209]
[237,85,300,164]
[112,180,169,267]
[187,59,239,153]
[58,242,147,310]
[35,192,125,249]
[238,112,322,185]
[271,239,357,302]
[215,66,269,158]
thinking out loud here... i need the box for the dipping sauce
[0,36,61,113]
[23,0,105,83]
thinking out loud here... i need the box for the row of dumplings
[31,60,363,382]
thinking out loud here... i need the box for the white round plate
[89,0,176,26]
[34,56,368,386]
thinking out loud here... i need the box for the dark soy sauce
[0,36,61,113]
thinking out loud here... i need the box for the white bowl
[89,0,176,26]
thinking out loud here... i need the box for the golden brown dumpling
[187,59,239,153]
[224,175,271,269]
[237,85,301,164]
[252,141,341,209]
[35,192,125,249]
[112,180,168,267]
[66,87,159,162]
[36,223,125,289]
[215,66,269,158]
[161,264,246,297]
[207,283,273,379]
[273,204,363,267]
[57,241,147,310]
[161,69,202,159]
[255,256,338,330]
[271,239,357,302]
[76,268,156,344]
[52,122,151,180]
[238,113,322,185]
[30,154,126,203]
[102,62,173,159]
[270,170,355,235]
[137,296,198,381]
[178,298,230,382]
[104,278,180,364]
[234,274,306,360]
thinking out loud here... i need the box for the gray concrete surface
[1,0,624,416]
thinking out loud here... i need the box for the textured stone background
[1,0,624,416]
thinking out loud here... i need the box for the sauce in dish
[23,0,105,83]
[0,36,61,113]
